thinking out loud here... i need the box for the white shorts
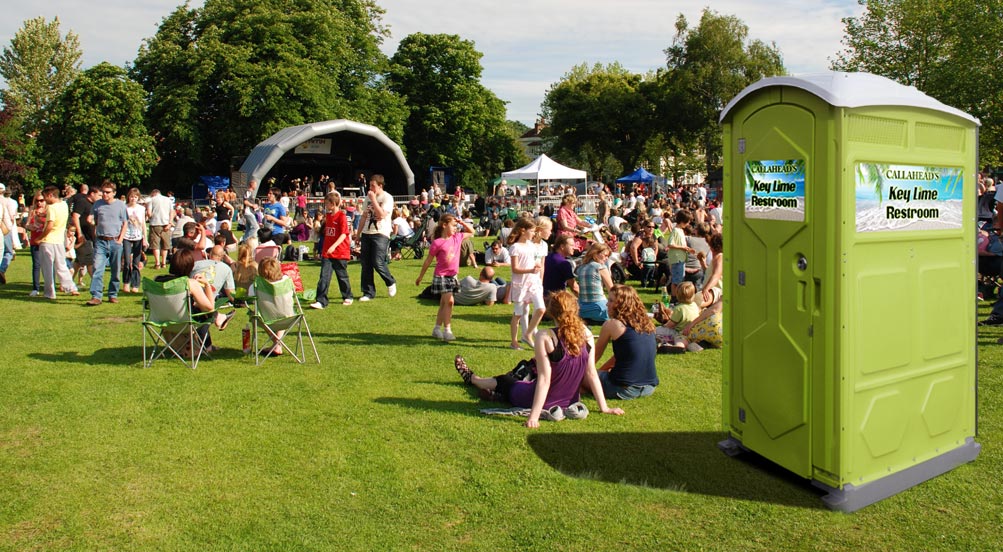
[513,289,545,316]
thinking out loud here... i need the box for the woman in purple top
[454,291,624,427]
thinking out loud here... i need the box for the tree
[0,104,35,189]
[388,32,523,193]
[660,9,785,174]
[832,0,1003,165]
[0,17,82,133]
[130,0,406,188]
[37,63,158,187]
[542,63,657,180]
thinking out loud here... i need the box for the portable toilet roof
[721,72,979,126]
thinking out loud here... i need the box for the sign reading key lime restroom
[745,159,806,221]
[855,163,964,232]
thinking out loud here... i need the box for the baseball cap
[0,183,6,192]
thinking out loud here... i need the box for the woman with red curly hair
[594,285,659,399]
[454,290,624,427]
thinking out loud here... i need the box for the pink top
[429,233,465,277]
[557,206,578,237]
[297,194,307,208]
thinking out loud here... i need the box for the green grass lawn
[1,250,1001,551]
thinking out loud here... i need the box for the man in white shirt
[354,174,397,301]
[484,240,511,266]
[146,188,174,269]
[696,184,708,207]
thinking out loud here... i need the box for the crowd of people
[398,182,727,425]
[0,174,730,425]
[978,170,1003,332]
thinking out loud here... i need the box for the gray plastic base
[718,436,980,513]
[815,438,981,513]
[717,436,748,457]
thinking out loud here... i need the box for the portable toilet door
[720,86,834,479]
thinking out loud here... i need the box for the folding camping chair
[392,230,425,260]
[254,244,281,263]
[247,275,320,365]
[142,276,214,370]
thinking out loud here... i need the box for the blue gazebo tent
[192,176,230,202]
[615,167,656,183]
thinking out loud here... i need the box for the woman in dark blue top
[594,285,658,399]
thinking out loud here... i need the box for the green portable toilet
[718,72,980,512]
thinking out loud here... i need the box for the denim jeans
[315,257,353,306]
[241,212,259,243]
[598,371,656,400]
[359,233,394,299]
[90,238,123,300]
[122,238,144,289]
[0,231,13,274]
[30,244,41,291]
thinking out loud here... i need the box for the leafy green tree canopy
[542,62,656,181]
[388,32,524,193]
[0,104,34,188]
[661,9,785,173]
[131,0,405,188]
[37,63,158,187]
[0,16,81,133]
[832,0,1003,165]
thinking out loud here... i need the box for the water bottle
[661,286,671,308]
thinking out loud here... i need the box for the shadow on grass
[527,431,827,509]
[29,345,247,366]
[449,311,513,324]
[373,396,476,415]
[332,331,518,349]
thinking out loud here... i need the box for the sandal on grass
[218,310,236,331]
[454,355,473,385]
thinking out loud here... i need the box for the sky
[1,0,865,126]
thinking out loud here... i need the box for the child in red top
[415,213,474,341]
[309,191,354,308]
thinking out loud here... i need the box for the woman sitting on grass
[576,242,614,324]
[454,290,624,428]
[594,285,658,399]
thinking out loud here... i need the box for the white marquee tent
[501,154,587,182]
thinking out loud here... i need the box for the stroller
[569,223,626,284]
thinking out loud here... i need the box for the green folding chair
[142,277,214,370]
[247,276,320,365]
